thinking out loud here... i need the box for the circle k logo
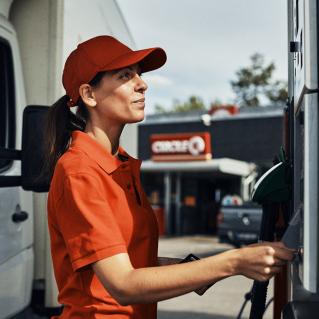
[152,136,206,156]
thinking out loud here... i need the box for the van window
[0,39,15,171]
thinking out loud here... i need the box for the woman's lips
[133,98,145,108]
[133,98,145,103]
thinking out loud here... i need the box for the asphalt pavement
[24,236,273,319]
[157,236,274,319]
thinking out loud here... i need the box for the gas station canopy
[141,158,256,177]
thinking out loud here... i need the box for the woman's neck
[84,124,124,155]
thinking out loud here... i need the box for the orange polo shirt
[47,130,159,319]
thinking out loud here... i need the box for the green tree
[230,53,288,107]
[265,80,288,105]
[154,104,168,114]
[154,95,207,114]
[172,95,206,112]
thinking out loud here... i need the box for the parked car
[217,203,262,247]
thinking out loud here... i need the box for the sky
[117,0,288,114]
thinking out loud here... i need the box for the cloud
[117,0,288,114]
[142,74,173,87]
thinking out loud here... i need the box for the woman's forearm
[121,249,238,305]
[93,242,294,306]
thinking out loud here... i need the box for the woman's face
[90,64,148,126]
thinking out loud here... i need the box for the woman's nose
[135,74,148,93]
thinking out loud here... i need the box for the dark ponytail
[41,95,89,181]
[41,71,106,182]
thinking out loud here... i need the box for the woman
[45,35,294,319]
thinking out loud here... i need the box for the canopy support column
[175,173,182,235]
[164,172,172,235]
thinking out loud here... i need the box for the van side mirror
[0,105,50,192]
[21,105,50,192]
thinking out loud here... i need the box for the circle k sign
[150,132,212,161]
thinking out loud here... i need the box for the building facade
[138,107,284,236]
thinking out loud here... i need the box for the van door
[0,21,33,318]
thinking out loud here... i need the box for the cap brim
[102,47,167,73]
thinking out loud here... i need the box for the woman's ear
[79,84,97,108]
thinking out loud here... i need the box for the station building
[138,106,284,236]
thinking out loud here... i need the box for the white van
[0,1,137,317]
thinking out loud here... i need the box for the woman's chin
[129,110,145,123]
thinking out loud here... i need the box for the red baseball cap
[62,35,167,107]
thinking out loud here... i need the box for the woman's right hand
[233,241,295,282]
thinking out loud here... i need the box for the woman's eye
[120,71,132,80]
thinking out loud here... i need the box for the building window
[0,38,16,172]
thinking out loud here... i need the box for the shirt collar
[70,130,141,174]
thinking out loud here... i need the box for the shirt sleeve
[55,172,127,271]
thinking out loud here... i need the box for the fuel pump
[248,148,291,319]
